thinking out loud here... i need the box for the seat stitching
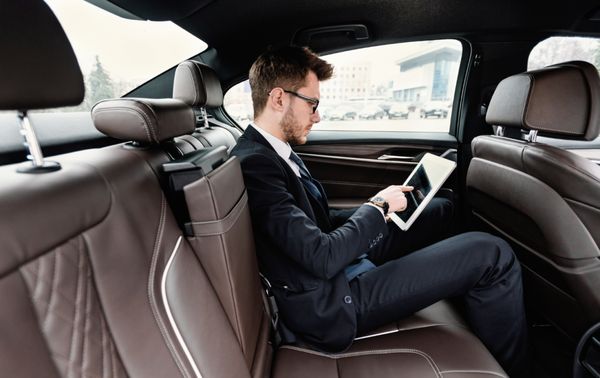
[187,64,199,105]
[44,249,58,328]
[48,352,102,378]
[33,259,42,313]
[188,191,248,236]
[146,196,189,378]
[211,174,244,351]
[138,100,160,143]
[110,337,117,378]
[100,308,105,378]
[67,248,81,377]
[279,345,442,376]
[440,369,507,377]
[524,144,600,184]
[93,107,154,143]
[81,248,90,378]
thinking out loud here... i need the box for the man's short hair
[249,45,333,118]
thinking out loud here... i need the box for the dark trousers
[350,198,528,376]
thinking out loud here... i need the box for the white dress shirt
[249,123,301,177]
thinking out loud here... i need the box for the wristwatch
[367,196,389,215]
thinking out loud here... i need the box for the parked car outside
[329,105,358,121]
[358,105,386,120]
[388,103,410,119]
[420,101,451,118]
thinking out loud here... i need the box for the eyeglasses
[283,90,320,114]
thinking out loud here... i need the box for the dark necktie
[289,151,327,209]
[290,151,373,280]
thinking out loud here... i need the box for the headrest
[173,60,223,108]
[0,0,84,110]
[486,61,600,140]
[92,98,195,144]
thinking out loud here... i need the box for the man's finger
[401,185,414,192]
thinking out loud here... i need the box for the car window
[39,0,207,112]
[528,36,600,72]
[224,40,462,133]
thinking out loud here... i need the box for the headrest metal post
[16,110,61,173]
[494,126,504,137]
[200,107,210,128]
[526,130,538,143]
[18,110,44,167]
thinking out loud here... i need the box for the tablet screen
[388,152,456,231]
[397,164,432,222]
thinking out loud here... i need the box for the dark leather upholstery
[486,61,600,140]
[468,60,600,339]
[173,60,223,108]
[91,98,195,144]
[0,0,84,110]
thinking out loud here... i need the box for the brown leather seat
[467,60,600,340]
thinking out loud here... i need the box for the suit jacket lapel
[241,126,331,229]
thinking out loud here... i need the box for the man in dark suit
[231,46,528,376]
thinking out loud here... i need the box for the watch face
[369,196,389,214]
[371,196,385,204]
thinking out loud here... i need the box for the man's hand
[375,185,414,213]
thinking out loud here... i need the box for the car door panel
[294,131,458,208]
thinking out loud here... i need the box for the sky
[45,0,206,84]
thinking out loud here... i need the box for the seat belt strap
[259,272,282,348]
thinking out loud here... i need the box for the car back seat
[91,97,508,378]
[1,1,508,377]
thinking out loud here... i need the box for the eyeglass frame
[271,89,319,114]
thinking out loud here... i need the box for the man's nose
[312,110,321,123]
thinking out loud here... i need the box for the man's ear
[268,88,285,113]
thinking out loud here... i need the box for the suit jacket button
[344,296,352,304]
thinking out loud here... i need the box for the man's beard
[281,107,308,145]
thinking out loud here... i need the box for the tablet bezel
[389,153,456,231]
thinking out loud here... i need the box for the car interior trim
[298,152,419,166]
[161,235,203,378]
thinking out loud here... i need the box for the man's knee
[465,231,521,278]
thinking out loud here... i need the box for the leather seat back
[467,60,600,339]
[93,96,272,376]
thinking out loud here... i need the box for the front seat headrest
[486,60,600,141]
[0,0,84,110]
[173,60,223,108]
[92,98,195,144]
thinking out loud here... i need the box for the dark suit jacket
[231,126,387,352]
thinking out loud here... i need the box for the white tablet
[389,153,456,231]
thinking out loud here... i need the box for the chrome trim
[354,329,400,340]
[298,152,417,166]
[377,154,415,161]
[161,236,202,378]
[526,130,538,142]
[18,110,44,167]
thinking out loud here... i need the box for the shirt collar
[250,123,292,161]
[249,123,301,177]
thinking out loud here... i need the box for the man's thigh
[351,231,510,334]
[368,196,453,265]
